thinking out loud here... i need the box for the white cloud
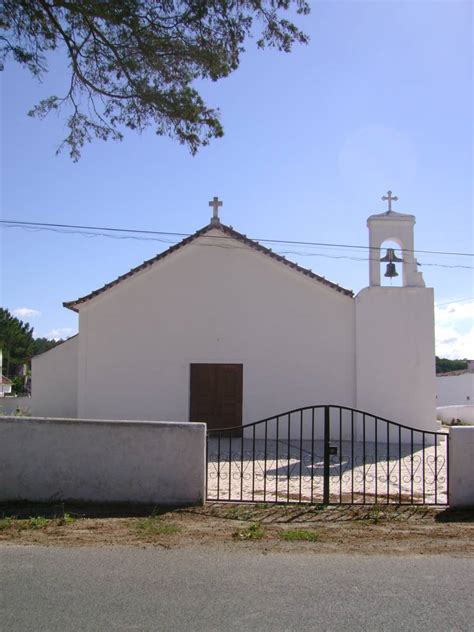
[12,307,41,319]
[45,328,77,341]
[435,301,474,360]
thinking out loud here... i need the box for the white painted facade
[437,372,474,407]
[30,207,439,434]
[76,231,355,423]
[0,380,12,398]
[0,350,13,397]
[31,335,78,417]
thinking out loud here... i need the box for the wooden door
[190,364,243,431]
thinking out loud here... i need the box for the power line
[4,222,473,270]
[435,297,474,307]
[2,219,473,258]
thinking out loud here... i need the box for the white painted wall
[449,426,474,507]
[437,405,474,425]
[30,226,437,436]
[355,287,438,432]
[0,383,12,397]
[0,349,12,397]
[77,232,356,424]
[31,336,78,418]
[437,373,474,406]
[0,417,205,505]
[0,396,32,415]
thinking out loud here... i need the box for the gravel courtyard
[207,437,448,505]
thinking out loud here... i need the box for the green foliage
[0,309,63,381]
[27,516,50,529]
[221,506,255,521]
[0,517,13,531]
[1,1,309,159]
[10,375,26,395]
[280,529,319,542]
[232,522,265,540]
[436,357,468,374]
[57,512,76,525]
[365,505,384,524]
[0,308,34,377]
[135,517,179,536]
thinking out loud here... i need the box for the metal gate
[206,405,448,505]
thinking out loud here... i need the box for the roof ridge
[64,222,353,311]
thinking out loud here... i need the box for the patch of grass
[0,517,13,531]
[232,522,265,541]
[365,506,385,524]
[135,517,179,536]
[27,516,50,530]
[150,506,170,518]
[56,512,76,526]
[280,529,319,542]
[221,506,255,521]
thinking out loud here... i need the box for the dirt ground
[0,502,472,556]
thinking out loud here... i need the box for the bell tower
[367,191,425,288]
[355,191,437,434]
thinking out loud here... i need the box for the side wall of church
[31,335,78,418]
[76,232,356,424]
[355,286,438,432]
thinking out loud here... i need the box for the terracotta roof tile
[1,375,12,385]
[64,222,354,312]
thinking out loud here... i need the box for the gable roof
[64,222,354,312]
[1,375,12,385]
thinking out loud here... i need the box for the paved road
[1,545,472,631]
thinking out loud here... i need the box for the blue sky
[1,0,473,358]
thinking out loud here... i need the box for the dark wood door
[190,364,243,431]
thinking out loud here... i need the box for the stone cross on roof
[209,196,223,225]
[382,190,398,212]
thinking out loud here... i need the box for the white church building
[31,195,438,433]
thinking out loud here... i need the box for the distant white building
[437,363,474,407]
[30,196,438,433]
[0,350,13,397]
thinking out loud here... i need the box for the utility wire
[435,297,474,307]
[4,223,472,270]
[2,219,473,258]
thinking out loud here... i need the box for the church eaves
[63,223,354,312]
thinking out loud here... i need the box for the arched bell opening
[379,239,404,287]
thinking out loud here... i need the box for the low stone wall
[437,405,474,425]
[449,427,474,507]
[0,397,33,416]
[0,417,206,505]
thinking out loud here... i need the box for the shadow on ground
[0,501,186,520]
[434,507,474,523]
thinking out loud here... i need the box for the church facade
[31,198,438,433]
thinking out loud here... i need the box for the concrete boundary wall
[0,397,33,415]
[449,427,474,507]
[437,405,474,425]
[0,417,206,505]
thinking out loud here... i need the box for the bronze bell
[384,262,398,278]
[380,248,403,278]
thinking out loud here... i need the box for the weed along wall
[0,417,206,505]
